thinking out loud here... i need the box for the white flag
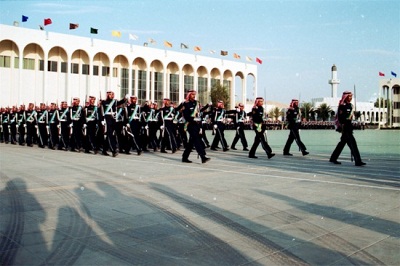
[129,33,138,40]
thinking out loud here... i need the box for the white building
[0,24,257,108]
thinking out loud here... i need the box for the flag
[233,53,241,59]
[39,25,44,30]
[69,23,79,30]
[90,27,98,34]
[256,57,262,64]
[164,41,173,48]
[13,21,19,27]
[379,72,385,76]
[112,30,121,37]
[391,71,397,77]
[180,43,188,49]
[246,56,253,62]
[148,38,156,44]
[210,50,216,54]
[144,42,148,47]
[194,46,201,52]
[221,50,228,56]
[129,33,138,40]
[22,15,28,22]
[44,18,52,26]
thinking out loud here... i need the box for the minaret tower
[328,64,340,98]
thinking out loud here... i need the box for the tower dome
[332,64,337,71]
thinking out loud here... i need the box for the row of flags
[379,71,397,77]
[13,15,263,64]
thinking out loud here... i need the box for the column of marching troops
[0,90,243,158]
[0,90,366,166]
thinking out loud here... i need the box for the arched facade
[378,78,400,128]
[0,24,258,109]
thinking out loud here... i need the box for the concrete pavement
[1,130,399,265]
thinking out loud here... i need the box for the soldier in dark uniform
[199,105,211,148]
[69,97,84,152]
[17,104,26,145]
[230,103,249,151]
[2,107,10,144]
[330,91,366,166]
[58,101,71,150]
[25,103,37,147]
[100,90,127,157]
[48,102,59,150]
[36,103,49,148]
[125,96,142,155]
[83,96,99,154]
[283,99,309,156]
[115,102,129,154]
[248,97,275,159]
[175,109,187,149]
[175,90,210,163]
[159,98,178,153]
[210,100,232,151]
[8,106,18,145]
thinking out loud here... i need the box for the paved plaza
[1,130,399,265]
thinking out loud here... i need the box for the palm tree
[210,83,230,109]
[316,103,332,121]
[300,102,313,121]
[268,107,283,120]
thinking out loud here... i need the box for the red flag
[69,23,79,30]
[256,57,262,64]
[44,18,52,26]
[379,72,385,76]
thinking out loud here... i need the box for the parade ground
[1,129,399,265]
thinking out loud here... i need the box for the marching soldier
[2,107,10,144]
[330,91,366,166]
[125,96,142,155]
[58,101,71,150]
[36,103,49,148]
[100,90,127,157]
[83,96,99,154]
[175,90,210,163]
[230,103,249,151]
[8,106,18,144]
[210,100,232,151]
[115,101,129,154]
[159,98,178,153]
[248,97,275,159]
[283,99,309,156]
[17,104,26,145]
[25,103,36,147]
[69,97,84,152]
[48,102,60,150]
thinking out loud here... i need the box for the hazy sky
[1,0,399,104]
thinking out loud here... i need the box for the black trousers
[284,127,306,153]
[105,117,118,153]
[231,123,248,148]
[160,121,178,152]
[211,122,228,150]
[128,120,142,152]
[18,124,25,144]
[249,127,272,156]
[330,129,362,163]
[183,121,206,160]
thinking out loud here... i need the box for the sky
[1,0,399,104]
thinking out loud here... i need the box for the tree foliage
[300,102,313,121]
[210,83,230,109]
[316,103,333,121]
